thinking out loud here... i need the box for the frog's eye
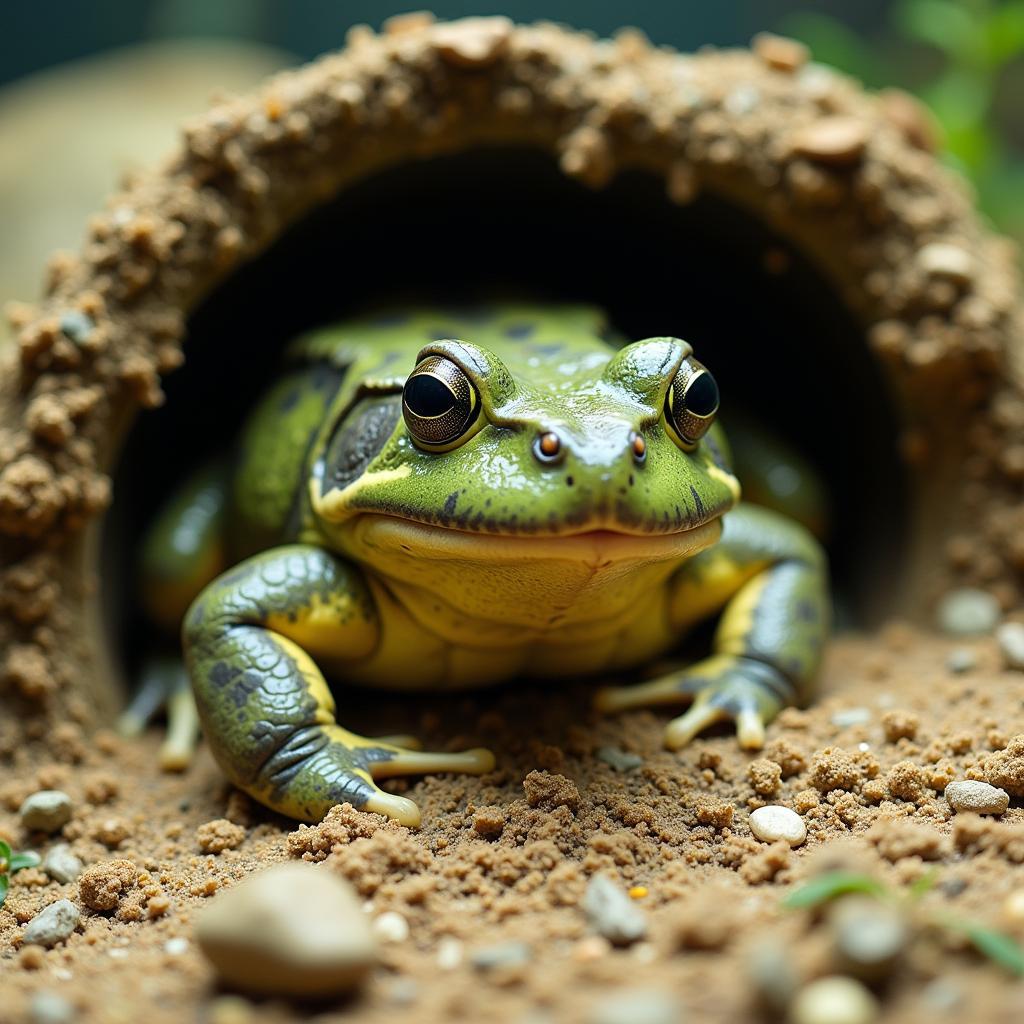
[403,355,481,450]
[664,357,719,448]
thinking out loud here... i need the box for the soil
[4,626,1024,1022]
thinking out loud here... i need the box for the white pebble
[918,242,973,285]
[164,937,189,956]
[997,622,1024,670]
[831,707,871,728]
[790,976,878,1024]
[936,589,1000,636]
[372,911,410,943]
[944,780,1009,815]
[437,937,463,970]
[749,805,807,847]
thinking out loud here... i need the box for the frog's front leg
[595,503,829,750]
[184,545,494,826]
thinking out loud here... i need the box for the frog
[134,303,829,827]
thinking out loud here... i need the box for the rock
[78,858,138,911]
[28,991,75,1024]
[830,707,871,728]
[790,976,879,1024]
[918,242,973,285]
[19,791,73,833]
[790,117,868,165]
[583,874,647,947]
[944,780,1009,815]
[596,746,643,772]
[436,936,463,970]
[371,910,409,943]
[196,862,376,997]
[43,844,83,884]
[936,588,1000,636]
[831,897,908,978]
[432,17,512,68]
[586,989,681,1024]
[745,938,798,1011]
[753,32,809,73]
[997,622,1024,670]
[946,647,976,674]
[749,805,807,847]
[23,899,80,948]
[470,941,532,971]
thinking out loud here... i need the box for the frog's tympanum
[138,304,829,826]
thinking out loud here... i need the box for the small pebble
[59,310,95,345]
[997,622,1024,670]
[196,863,376,997]
[43,844,83,884]
[790,116,868,165]
[164,937,189,956]
[470,941,532,971]
[946,647,976,674]
[586,989,681,1024]
[918,242,973,285]
[936,588,1000,636]
[753,32,809,73]
[596,746,643,772]
[19,791,73,834]
[436,937,463,970]
[745,938,799,1011]
[944,780,1009,815]
[1002,889,1024,922]
[207,995,253,1024]
[29,991,75,1024]
[790,976,879,1024]
[372,911,410,944]
[830,707,871,728]
[920,978,964,1012]
[583,874,647,946]
[23,899,80,948]
[749,805,807,847]
[831,898,908,978]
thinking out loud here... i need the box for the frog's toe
[367,745,496,780]
[362,790,422,828]
[119,657,201,772]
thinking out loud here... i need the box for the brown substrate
[4,628,1024,1022]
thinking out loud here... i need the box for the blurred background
[1,0,1022,341]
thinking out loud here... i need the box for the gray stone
[587,989,681,1024]
[791,976,878,1024]
[936,589,1000,636]
[745,938,798,1011]
[196,862,376,997]
[997,622,1024,670]
[831,898,907,978]
[29,991,75,1024]
[830,707,871,728]
[59,310,95,345]
[946,647,977,674]
[582,874,647,947]
[470,941,532,971]
[23,899,80,947]
[43,844,83,884]
[945,780,1010,815]
[19,791,73,834]
[596,746,643,773]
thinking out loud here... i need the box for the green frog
[134,304,828,826]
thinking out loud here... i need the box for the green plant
[780,0,1024,242]
[0,839,41,906]
[784,869,1024,976]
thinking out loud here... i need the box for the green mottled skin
[143,303,830,826]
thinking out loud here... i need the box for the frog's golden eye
[403,355,481,450]
[664,357,719,448]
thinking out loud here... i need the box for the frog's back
[227,303,616,557]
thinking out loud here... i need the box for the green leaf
[894,0,984,62]
[985,1,1024,64]
[776,12,889,86]
[963,923,1024,975]
[10,851,40,873]
[783,872,889,910]
[908,868,940,899]
[0,840,10,862]
[0,874,8,908]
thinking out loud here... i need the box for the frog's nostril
[533,431,565,465]
[629,431,647,465]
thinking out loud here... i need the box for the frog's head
[310,334,740,628]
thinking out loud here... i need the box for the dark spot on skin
[210,661,238,688]
[628,474,634,487]
[796,600,819,623]
[566,475,574,487]
[443,492,459,518]
[529,341,566,356]
[278,388,301,412]
[690,485,705,518]
[504,322,535,339]
[230,672,263,709]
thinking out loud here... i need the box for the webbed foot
[594,654,791,751]
[118,656,201,771]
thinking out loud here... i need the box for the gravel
[372,910,410,943]
[996,622,1024,670]
[586,989,682,1024]
[831,898,908,978]
[944,780,1010,815]
[23,899,80,948]
[946,648,977,674]
[19,791,73,834]
[936,588,1000,636]
[830,707,872,728]
[583,874,647,946]
[42,844,83,884]
[28,992,76,1024]
[595,746,644,772]
[790,976,879,1024]
[470,941,532,971]
[195,862,376,996]
[749,805,807,847]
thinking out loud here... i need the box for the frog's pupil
[685,371,719,417]
[405,374,455,417]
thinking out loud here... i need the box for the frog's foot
[259,724,495,828]
[594,654,789,751]
[117,657,201,772]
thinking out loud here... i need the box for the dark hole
[105,145,907,677]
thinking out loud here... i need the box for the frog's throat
[337,514,723,568]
